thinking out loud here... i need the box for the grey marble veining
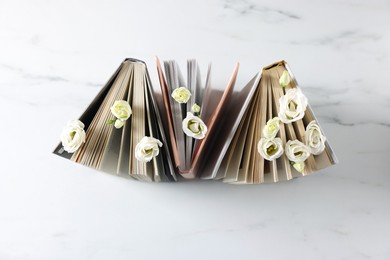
[0,0,389,259]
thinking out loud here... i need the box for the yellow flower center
[143,148,153,155]
[267,145,277,156]
[294,151,303,156]
[188,121,201,133]
[288,101,297,111]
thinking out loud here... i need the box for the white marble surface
[1,0,390,259]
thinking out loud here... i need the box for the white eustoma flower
[278,88,308,124]
[191,103,201,113]
[279,70,291,87]
[172,87,191,103]
[135,136,163,162]
[60,119,86,153]
[263,117,281,139]
[292,161,305,173]
[305,120,326,155]
[257,137,284,161]
[285,140,310,163]
[182,112,207,139]
[110,100,132,121]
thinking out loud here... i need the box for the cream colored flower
[278,88,308,124]
[305,120,326,155]
[257,137,284,161]
[285,140,310,163]
[182,112,207,139]
[172,87,191,103]
[279,70,291,87]
[135,136,163,162]
[110,100,132,121]
[114,119,125,129]
[191,103,201,113]
[263,117,281,139]
[293,161,305,173]
[60,119,86,153]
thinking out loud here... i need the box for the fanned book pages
[54,58,337,184]
[53,58,176,182]
[206,61,338,184]
[155,57,242,179]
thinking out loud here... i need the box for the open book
[155,57,242,179]
[202,61,338,184]
[53,58,176,182]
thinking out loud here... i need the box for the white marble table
[1,0,389,259]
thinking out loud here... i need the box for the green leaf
[106,119,116,125]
